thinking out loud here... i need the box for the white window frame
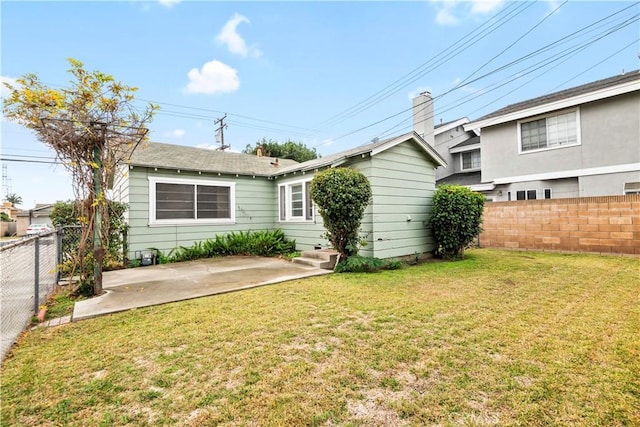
[623,182,640,195]
[460,149,481,171]
[544,188,552,199]
[148,176,236,226]
[278,178,314,222]
[517,108,581,155]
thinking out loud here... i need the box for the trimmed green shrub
[310,168,372,259]
[335,255,404,273]
[154,229,296,264]
[428,184,485,260]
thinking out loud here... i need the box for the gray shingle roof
[275,131,446,175]
[437,171,482,186]
[128,142,299,176]
[450,135,480,149]
[475,70,640,122]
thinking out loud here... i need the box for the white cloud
[436,2,459,25]
[433,0,504,25]
[545,0,562,16]
[163,129,186,138]
[470,0,504,15]
[185,60,240,95]
[158,0,180,8]
[196,144,240,153]
[1,76,18,98]
[215,13,262,58]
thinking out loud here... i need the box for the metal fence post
[56,228,63,283]
[34,237,40,314]
[122,227,129,267]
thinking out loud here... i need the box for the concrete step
[300,250,339,262]
[293,257,333,269]
[293,250,339,270]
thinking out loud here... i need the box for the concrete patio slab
[73,256,332,321]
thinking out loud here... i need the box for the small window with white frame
[624,182,640,195]
[461,149,481,171]
[518,108,580,153]
[278,179,314,222]
[148,177,235,225]
[544,188,552,199]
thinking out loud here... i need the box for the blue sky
[2,0,639,208]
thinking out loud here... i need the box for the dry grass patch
[1,249,638,426]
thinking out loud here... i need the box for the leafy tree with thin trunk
[2,58,157,295]
[4,193,22,206]
[243,138,319,163]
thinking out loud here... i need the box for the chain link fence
[1,231,59,362]
[1,225,128,362]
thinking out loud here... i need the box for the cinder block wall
[479,195,640,255]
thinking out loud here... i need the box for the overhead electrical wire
[316,4,639,147]
[314,1,535,131]
[135,98,316,133]
[1,157,61,165]
[376,22,639,141]
[4,2,637,154]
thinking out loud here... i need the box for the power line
[315,2,535,131]
[1,158,61,164]
[318,4,639,147]
[135,98,316,133]
[378,24,640,141]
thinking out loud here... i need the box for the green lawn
[2,249,638,426]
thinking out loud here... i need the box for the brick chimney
[412,91,434,145]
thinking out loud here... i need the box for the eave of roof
[273,131,447,176]
[449,135,480,153]
[434,117,469,135]
[464,70,640,131]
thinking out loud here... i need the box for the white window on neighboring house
[279,180,314,222]
[624,182,640,195]
[148,177,235,225]
[519,109,580,153]
[461,149,481,171]
[544,188,552,199]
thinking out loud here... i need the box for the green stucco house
[115,129,446,262]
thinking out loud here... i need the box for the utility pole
[1,164,11,199]
[214,114,230,151]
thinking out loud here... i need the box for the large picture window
[149,177,235,224]
[519,109,580,153]
[278,180,313,222]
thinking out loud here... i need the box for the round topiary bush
[310,168,372,259]
[428,184,485,259]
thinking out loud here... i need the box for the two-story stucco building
[463,70,640,201]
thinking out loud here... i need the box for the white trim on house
[469,183,495,192]
[492,162,640,185]
[464,78,640,131]
[278,177,315,223]
[148,176,236,226]
[516,108,581,155]
[370,132,447,166]
[434,117,469,135]
[450,143,481,154]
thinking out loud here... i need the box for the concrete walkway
[73,256,332,321]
